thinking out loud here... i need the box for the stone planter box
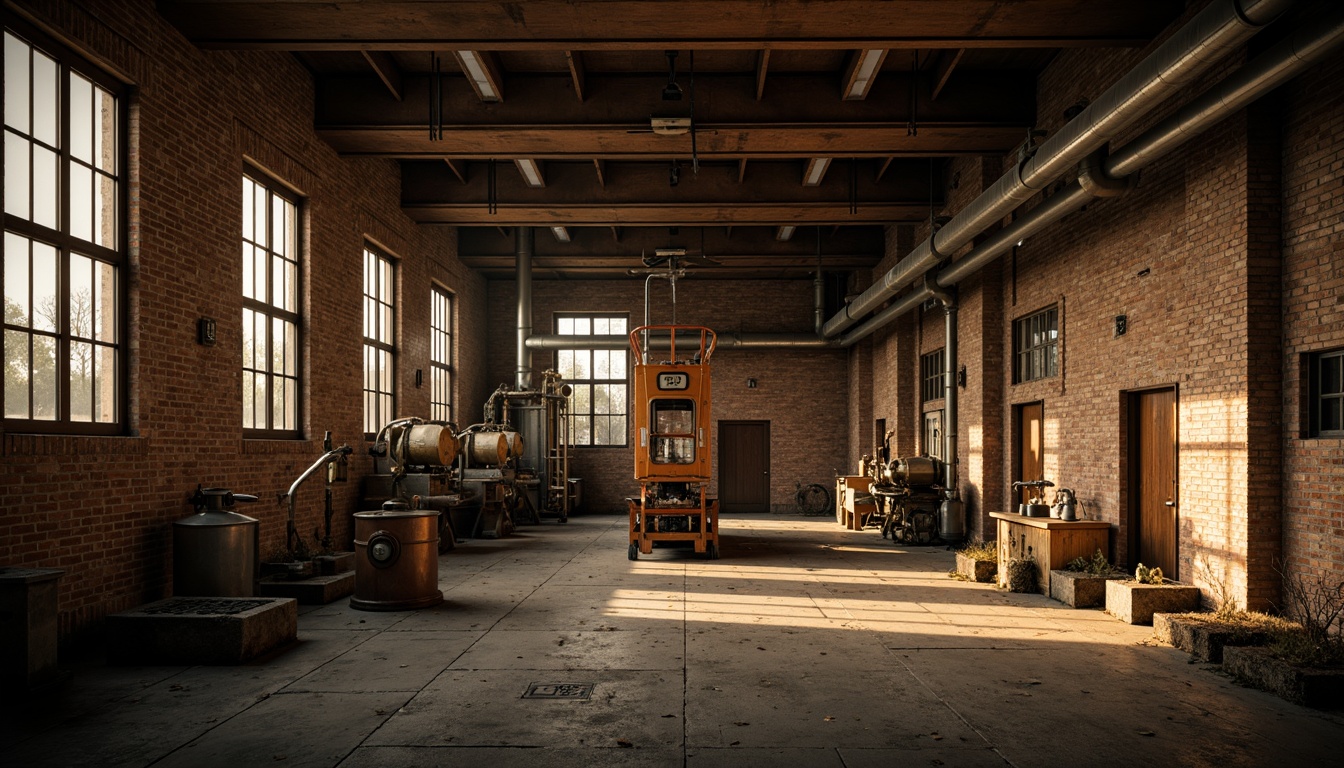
[1222,646,1344,709]
[1049,570,1124,608]
[1153,613,1274,663]
[314,552,355,575]
[1104,580,1200,625]
[260,560,314,579]
[955,553,997,583]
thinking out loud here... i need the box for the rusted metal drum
[404,424,459,466]
[351,507,443,611]
[890,456,942,486]
[502,430,525,458]
[464,432,509,466]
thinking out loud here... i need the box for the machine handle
[232,493,259,503]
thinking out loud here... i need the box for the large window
[556,313,627,446]
[430,286,453,422]
[1013,305,1059,383]
[4,26,122,432]
[363,246,396,435]
[1308,349,1344,438]
[241,173,301,435]
[921,348,944,402]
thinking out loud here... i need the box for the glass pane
[283,320,296,376]
[242,308,255,370]
[241,371,254,429]
[573,350,590,379]
[593,317,608,335]
[253,184,266,244]
[284,375,297,430]
[573,317,590,335]
[4,233,30,327]
[379,349,392,394]
[32,51,57,147]
[242,243,254,299]
[381,304,393,344]
[28,146,57,232]
[272,195,287,257]
[611,351,626,378]
[557,350,574,378]
[5,33,30,134]
[1323,356,1343,395]
[70,253,91,338]
[253,369,267,428]
[1323,396,1342,433]
[284,260,297,313]
[611,415,626,442]
[254,245,267,301]
[94,344,115,422]
[611,317,626,334]
[611,385,627,414]
[4,329,30,417]
[70,74,92,163]
[254,311,267,369]
[557,316,573,335]
[70,161,93,241]
[32,331,56,419]
[96,86,116,173]
[571,384,591,414]
[96,172,116,248]
[5,134,30,219]
[594,416,610,445]
[94,259,115,342]
[271,376,285,432]
[271,254,285,308]
[270,316,285,375]
[594,349,609,378]
[572,415,591,445]
[242,178,254,244]
[594,383,610,415]
[70,340,93,421]
[31,241,56,332]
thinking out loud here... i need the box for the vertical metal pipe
[515,226,534,390]
[943,300,958,496]
[813,270,825,335]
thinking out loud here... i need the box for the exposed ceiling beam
[453,50,504,102]
[443,159,468,184]
[875,156,895,181]
[610,226,622,242]
[738,159,748,183]
[842,49,889,100]
[593,159,606,188]
[932,48,966,101]
[360,50,403,101]
[406,202,926,227]
[564,51,586,102]
[755,50,770,101]
[159,1,1181,50]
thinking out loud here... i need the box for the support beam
[360,50,403,101]
[755,49,771,101]
[443,159,468,184]
[875,156,895,181]
[738,159,748,183]
[610,226,622,242]
[932,48,966,101]
[453,50,504,102]
[564,50,586,101]
[593,159,606,188]
[842,49,889,100]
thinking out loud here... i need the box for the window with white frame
[556,313,627,446]
[363,245,396,435]
[430,286,453,422]
[241,172,301,435]
[4,25,123,432]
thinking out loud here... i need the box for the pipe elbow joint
[1079,149,1138,198]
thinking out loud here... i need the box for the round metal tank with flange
[464,432,509,466]
[173,489,258,597]
[403,424,459,466]
[502,430,525,459]
[351,503,443,611]
[889,456,942,486]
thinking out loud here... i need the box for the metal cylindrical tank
[404,424,459,466]
[351,506,443,611]
[890,456,941,486]
[502,430,525,458]
[939,498,966,544]
[464,432,509,466]
[173,501,258,597]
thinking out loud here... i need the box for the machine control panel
[657,372,690,390]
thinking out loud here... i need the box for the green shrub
[1065,549,1114,576]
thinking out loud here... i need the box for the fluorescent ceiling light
[776,225,796,241]
[456,50,500,102]
[515,158,545,188]
[846,49,887,100]
[551,226,571,243]
[803,157,832,187]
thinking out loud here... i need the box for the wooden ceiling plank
[564,50,586,101]
[360,50,404,101]
[932,48,966,101]
[755,49,770,101]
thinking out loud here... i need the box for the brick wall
[0,0,487,641]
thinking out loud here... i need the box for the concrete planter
[1049,570,1124,608]
[1104,580,1200,625]
[1222,646,1344,709]
[1153,613,1274,663]
[955,553,997,583]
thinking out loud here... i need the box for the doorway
[1014,402,1045,504]
[719,421,770,513]
[1128,388,1178,579]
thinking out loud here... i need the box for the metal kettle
[1053,488,1078,521]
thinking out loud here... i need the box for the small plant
[1008,549,1038,594]
[947,568,970,582]
[1066,548,1114,576]
[1271,567,1344,667]
[1195,555,1242,620]
[956,540,998,562]
[1134,563,1164,585]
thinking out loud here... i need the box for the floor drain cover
[522,682,594,700]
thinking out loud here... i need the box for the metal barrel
[405,424,459,466]
[351,509,443,611]
[502,430,525,458]
[465,432,509,466]
[173,510,258,597]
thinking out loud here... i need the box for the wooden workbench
[990,512,1111,594]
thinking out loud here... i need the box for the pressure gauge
[366,531,400,568]
[657,372,689,390]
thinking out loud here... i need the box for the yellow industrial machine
[627,324,720,560]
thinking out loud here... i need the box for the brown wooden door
[719,421,770,513]
[1016,402,1044,504]
[1131,388,1178,579]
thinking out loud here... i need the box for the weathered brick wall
[0,0,487,641]
[483,277,848,513]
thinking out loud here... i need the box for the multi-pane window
[363,246,396,435]
[556,313,627,446]
[923,410,944,461]
[1013,305,1059,383]
[241,173,300,435]
[4,27,122,432]
[430,286,452,422]
[921,349,945,402]
[1308,349,1344,438]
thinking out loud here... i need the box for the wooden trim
[360,50,403,100]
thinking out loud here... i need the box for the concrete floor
[6,514,1343,768]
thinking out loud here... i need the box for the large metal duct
[516,227,534,390]
[524,332,840,351]
[822,0,1294,339]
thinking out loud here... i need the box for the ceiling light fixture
[803,157,832,187]
[776,225,796,241]
[514,158,545,188]
[550,226,571,243]
[845,49,888,100]
[663,50,683,101]
[455,50,501,102]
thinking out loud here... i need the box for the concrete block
[955,553,996,583]
[1153,613,1273,663]
[1049,570,1124,608]
[315,552,356,575]
[107,597,297,665]
[0,567,65,691]
[259,572,355,604]
[1105,580,1201,624]
[1222,646,1344,709]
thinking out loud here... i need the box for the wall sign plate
[657,372,689,390]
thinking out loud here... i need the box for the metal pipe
[813,269,825,335]
[929,285,959,498]
[821,0,1292,338]
[283,443,353,553]
[524,332,840,350]
[515,227,534,390]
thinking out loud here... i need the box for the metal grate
[522,682,594,700]
[141,598,273,616]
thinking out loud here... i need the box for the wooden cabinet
[835,476,875,530]
[991,512,1111,594]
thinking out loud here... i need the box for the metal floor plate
[522,682,594,700]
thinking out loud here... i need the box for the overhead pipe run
[822,0,1294,339]
[525,332,840,351]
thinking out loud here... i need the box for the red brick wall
[0,0,487,641]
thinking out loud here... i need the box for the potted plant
[1050,549,1124,608]
[953,540,998,583]
[1105,563,1200,624]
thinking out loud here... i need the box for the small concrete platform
[106,596,297,665]
[259,571,356,604]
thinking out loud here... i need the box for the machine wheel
[560,515,568,524]
[628,543,639,561]
[706,542,719,560]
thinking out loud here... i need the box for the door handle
[1164,501,1176,507]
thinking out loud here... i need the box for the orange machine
[627,325,719,560]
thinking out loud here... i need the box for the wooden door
[719,421,770,513]
[1130,388,1178,579]
[1016,402,1044,504]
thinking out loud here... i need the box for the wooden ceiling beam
[932,48,966,101]
[755,50,770,101]
[564,51,586,102]
[443,159,468,184]
[360,50,403,101]
[593,159,607,188]
[403,202,928,226]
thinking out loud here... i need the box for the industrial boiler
[627,324,720,560]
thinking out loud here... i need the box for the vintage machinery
[627,324,720,560]
[363,417,464,550]
[872,456,947,545]
[454,426,524,538]
[351,500,443,611]
[174,487,259,597]
[481,369,574,523]
[1012,479,1055,517]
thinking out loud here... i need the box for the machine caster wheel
[628,543,639,561]
[560,516,568,524]
[706,542,719,560]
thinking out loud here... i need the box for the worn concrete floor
[6,514,1343,767]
